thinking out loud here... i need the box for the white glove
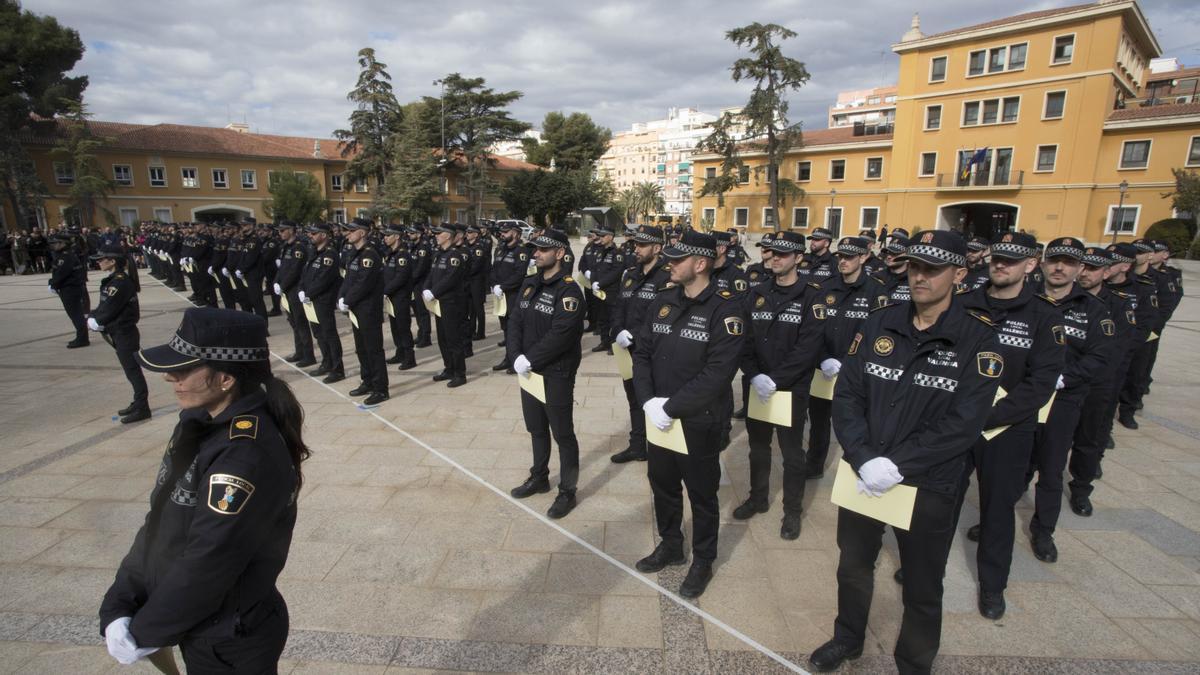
[492,284,502,297]
[48,284,58,295]
[275,258,282,268]
[104,617,157,665]
[857,479,885,498]
[615,329,634,349]
[1055,375,1065,390]
[584,270,593,280]
[643,397,673,431]
[235,269,244,279]
[750,373,777,403]
[221,267,230,278]
[87,317,102,332]
[337,298,349,313]
[207,266,214,275]
[297,290,308,304]
[820,358,841,380]
[273,282,282,296]
[858,457,904,494]
[591,282,601,293]
[422,289,435,302]
[513,354,532,377]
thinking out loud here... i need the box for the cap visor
[135,343,203,373]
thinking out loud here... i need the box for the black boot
[780,512,802,540]
[610,447,647,463]
[635,542,687,573]
[120,407,151,424]
[732,406,747,420]
[386,351,403,364]
[979,590,1006,620]
[510,476,551,499]
[732,498,768,520]
[363,391,389,406]
[432,370,451,382]
[809,640,863,672]
[492,360,511,371]
[398,352,417,370]
[678,560,713,599]
[284,353,300,363]
[1032,535,1058,563]
[295,355,317,368]
[547,491,577,519]
[322,370,345,384]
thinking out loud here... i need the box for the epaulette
[968,310,996,327]
[1036,293,1059,306]
[563,276,574,284]
[718,289,734,300]
[870,301,895,313]
[657,281,677,292]
[229,415,258,440]
[954,283,971,295]
[1110,288,1131,299]
[114,273,126,280]
[1137,277,1155,285]
[808,282,822,290]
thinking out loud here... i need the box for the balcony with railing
[936,169,1023,190]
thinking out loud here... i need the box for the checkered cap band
[1153,241,1169,252]
[837,242,868,256]
[1082,253,1111,267]
[1133,240,1154,252]
[1045,245,1083,260]
[766,238,806,253]
[1109,251,1134,264]
[966,241,989,252]
[531,234,567,248]
[990,243,1036,259]
[169,334,269,362]
[632,232,664,244]
[902,244,966,267]
[884,241,907,254]
[664,242,717,258]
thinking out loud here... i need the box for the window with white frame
[1119,140,1151,169]
[955,147,1014,185]
[796,161,811,181]
[734,208,748,227]
[701,207,716,225]
[455,179,468,196]
[1036,145,1058,172]
[826,207,843,237]
[963,96,1019,126]
[181,167,198,188]
[762,207,776,229]
[919,152,937,177]
[113,164,133,187]
[792,207,808,229]
[967,43,1027,76]
[861,207,879,229]
[1043,91,1066,119]
[1106,204,1139,235]
[929,56,947,82]
[332,208,346,224]
[455,209,467,222]
[704,166,716,179]
[829,159,846,181]
[212,168,228,188]
[354,178,368,193]
[1052,35,1074,65]
[738,165,750,184]
[865,157,883,180]
[330,174,343,191]
[925,105,941,130]
[1188,137,1200,167]
[153,207,172,222]
[149,166,167,187]
[968,50,986,76]
[53,162,75,185]
[118,207,138,227]
[240,169,257,189]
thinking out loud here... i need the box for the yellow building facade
[5,120,533,231]
[693,0,1200,244]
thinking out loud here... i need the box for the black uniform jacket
[833,300,1003,495]
[276,240,309,294]
[591,244,625,297]
[338,245,383,318]
[1106,274,1155,343]
[612,257,671,341]
[799,250,834,283]
[740,277,826,393]
[960,283,1063,428]
[99,392,297,648]
[1049,283,1110,401]
[1095,285,1137,383]
[713,260,748,296]
[50,250,86,290]
[507,269,585,377]
[490,242,528,292]
[300,244,340,301]
[817,273,888,362]
[383,247,414,302]
[425,246,468,303]
[92,271,140,333]
[632,281,746,422]
[884,269,911,303]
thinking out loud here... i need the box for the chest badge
[1101,319,1115,336]
[826,293,836,305]
[523,286,533,298]
[1052,325,1065,345]
[755,296,766,308]
[734,279,747,292]
[625,278,633,287]
[658,305,671,318]
[873,336,894,356]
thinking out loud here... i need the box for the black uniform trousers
[807,395,835,474]
[469,276,487,338]
[265,266,280,313]
[435,300,466,377]
[311,297,343,373]
[216,274,238,309]
[833,489,958,675]
[583,287,597,330]
[620,378,646,454]
[595,297,614,347]
[411,289,432,343]
[350,308,388,394]
[242,274,268,320]
[110,329,148,407]
[1069,383,1113,500]
[284,291,315,361]
[744,391,810,514]
[179,597,289,675]
[1100,348,1136,456]
[59,287,89,343]
[647,418,722,562]
[190,271,217,307]
[956,423,1036,593]
[387,293,414,355]
[1026,397,1084,540]
[1119,340,1154,417]
[521,374,579,492]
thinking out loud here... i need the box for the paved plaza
[1,250,1200,674]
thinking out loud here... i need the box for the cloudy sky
[24,0,1200,140]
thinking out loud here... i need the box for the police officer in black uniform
[858,230,886,277]
[800,227,835,282]
[274,221,316,368]
[809,231,1003,674]
[632,229,746,600]
[210,224,238,310]
[407,225,434,348]
[87,244,150,424]
[964,237,991,290]
[490,222,529,371]
[382,225,417,371]
[48,233,90,348]
[100,307,309,674]
[1103,243,1152,445]
[299,223,344,383]
[423,223,469,387]
[587,226,624,352]
[882,235,911,303]
[1025,237,1109,563]
[235,217,269,322]
[734,231,826,539]
[262,224,282,316]
[466,224,491,340]
[507,229,586,519]
[338,219,388,405]
[610,225,671,464]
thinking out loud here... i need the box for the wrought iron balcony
[935,169,1023,190]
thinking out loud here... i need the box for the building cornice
[895,69,1134,102]
[692,140,893,162]
[1102,114,1200,130]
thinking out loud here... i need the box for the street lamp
[829,189,838,236]
[1111,179,1129,244]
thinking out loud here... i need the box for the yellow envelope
[1038,391,1056,424]
[384,298,395,318]
[981,386,1009,439]
[830,459,917,531]
[209,271,220,282]
[349,311,359,329]
[231,275,241,289]
[594,289,607,301]
[302,301,318,324]
[1148,332,1159,342]
[748,390,792,426]
[519,372,546,403]
[526,263,537,276]
[646,414,688,454]
[424,297,442,317]
[613,343,633,380]
[810,372,836,400]
[494,294,507,318]
[280,294,290,314]
[339,269,346,278]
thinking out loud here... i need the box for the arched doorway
[936,202,1019,239]
[191,203,254,223]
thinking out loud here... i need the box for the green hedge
[1145,218,1195,256]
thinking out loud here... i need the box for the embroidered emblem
[874,336,894,356]
[450,257,460,267]
[523,287,533,298]
[1052,325,1065,345]
[229,415,258,440]
[207,474,255,515]
[724,317,744,336]
[562,297,579,312]
[1101,319,1115,336]
[362,258,374,268]
[755,296,766,308]
[921,232,934,243]
[734,279,747,292]
[625,278,633,287]
[848,332,862,355]
[977,351,1004,378]
[812,304,827,320]
[825,294,835,305]
[658,305,671,318]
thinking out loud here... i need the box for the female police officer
[87,243,150,423]
[99,306,310,673]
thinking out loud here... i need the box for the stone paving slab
[1,258,1199,672]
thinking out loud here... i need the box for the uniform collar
[535,268,569,287]
[180,389,267,428]
[881,296,968,345]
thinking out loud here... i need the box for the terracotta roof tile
[921,2,1096,41]
[1107,101,1200,121]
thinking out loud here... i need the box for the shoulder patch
[207,474,255,515]
[106,286,118,297]
[562,296,579,312]
[808,282,822,290]
[977,351,1004,378]
[1037,293,1059,306]
[362,258,374,268]
[734,279,748,292]
[450,257,460,267]
[229,415,258,440]
[1100,319,1115,336]
[724,316,744,336]
[812,304,827,320]
[1052,325,1065,345]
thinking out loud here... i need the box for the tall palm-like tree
[632,182,665,224]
